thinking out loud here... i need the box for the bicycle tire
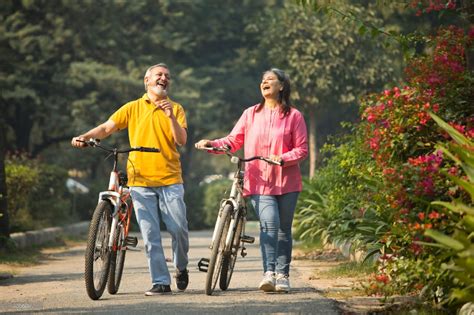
[84,200,113,300]
[219,214,243,290]
[205,204,232,295]
[107,223,126,294]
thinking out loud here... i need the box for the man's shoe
[145,284,172,296]
[275,274,290,293]
[175,269,189,291]
[258,271,275,292]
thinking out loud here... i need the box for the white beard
[151,85,168,98]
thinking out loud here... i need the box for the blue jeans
[250,192,299,276]
[130,184,189,286]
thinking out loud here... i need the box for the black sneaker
[175,269,189,291]
[145,284,172,296]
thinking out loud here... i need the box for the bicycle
[196,145,282,295]
[78,139,160,300]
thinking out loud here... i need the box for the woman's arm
[210,109,248,152]
[280,112,308,167]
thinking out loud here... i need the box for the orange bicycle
[79,139,160,300]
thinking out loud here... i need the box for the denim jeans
[130,184,189,286]
[250,192,299,276]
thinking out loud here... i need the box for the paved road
[0,230,340,314]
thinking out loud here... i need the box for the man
[71,63,189,296]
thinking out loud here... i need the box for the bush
[6,161,38,232]
[202,178,233,226]
[6,156,72,232]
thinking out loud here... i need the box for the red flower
[428,211,440,219]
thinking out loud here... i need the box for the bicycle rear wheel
[84,201,113,300]
[107,222,126,294]
[205,204,232,295]
[219,214,243,290]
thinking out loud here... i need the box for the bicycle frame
[197,145,282,294]
[98,171,130,251]
[81,138,160,300]
[210,158,246,252]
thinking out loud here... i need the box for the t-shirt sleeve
[109,102,132,130]
[175,103,187,129]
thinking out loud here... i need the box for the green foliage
[420,112,474,306]
[294,131,389,256]
[5,157,71,232]
[184,183,205,230]
[5,159,38,231]
[202,178,232,227]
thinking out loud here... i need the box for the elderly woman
[195,68,308,293]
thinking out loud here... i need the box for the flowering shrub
[409,0,457,16]
[357,25,473,306]
[297,23,473,306]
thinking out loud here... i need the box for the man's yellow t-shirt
[109,93,187,187]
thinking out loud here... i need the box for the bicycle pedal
[241,235,255,244]
[125,236,138,247]
[241,246,247,258]
[198,258,209,272]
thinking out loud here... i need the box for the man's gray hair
[144,63,170,91]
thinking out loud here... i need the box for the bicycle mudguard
[98,191,121,215]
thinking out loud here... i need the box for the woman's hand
[195,139,212,149]
[269,155,283,164]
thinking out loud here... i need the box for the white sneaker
[258,271,275,292]
[275,274,290,293]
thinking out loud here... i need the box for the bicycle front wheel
[107,222,126,294]
[84,201,113,300]
[205,204,232,295]
[219,214,243,290]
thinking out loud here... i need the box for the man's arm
[71,120,118,147]
[169,117,187,146]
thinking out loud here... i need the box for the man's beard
[151,85,168,98]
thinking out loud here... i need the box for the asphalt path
[0,229,340,314]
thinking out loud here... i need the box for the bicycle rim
[108,223,126,294]
[205,204,232,295]
[84,201,112,300]
[219,215,243,290]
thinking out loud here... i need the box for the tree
[0,121,9,247]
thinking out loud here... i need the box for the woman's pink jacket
[210,104,308,197]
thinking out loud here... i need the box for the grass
[294,238,324,252]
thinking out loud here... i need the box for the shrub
[6,156,72,232]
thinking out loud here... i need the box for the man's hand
[156,99,175,119]
[195,139,212,149]
[71,136,87,148]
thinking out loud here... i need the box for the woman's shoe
[258,271,275,292]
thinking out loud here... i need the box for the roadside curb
[10,221,89,249]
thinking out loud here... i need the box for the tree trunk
[0,121,10,247]
[308,107,317,178]
[11,104,33,153]
[461,0,474,73]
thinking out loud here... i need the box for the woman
[195,68,308,293]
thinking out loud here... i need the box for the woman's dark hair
[257,68,292,117]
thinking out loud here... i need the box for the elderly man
[72,63,189,296]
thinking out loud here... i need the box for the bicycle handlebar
[78,139,161,153]
[197,146,284,166]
